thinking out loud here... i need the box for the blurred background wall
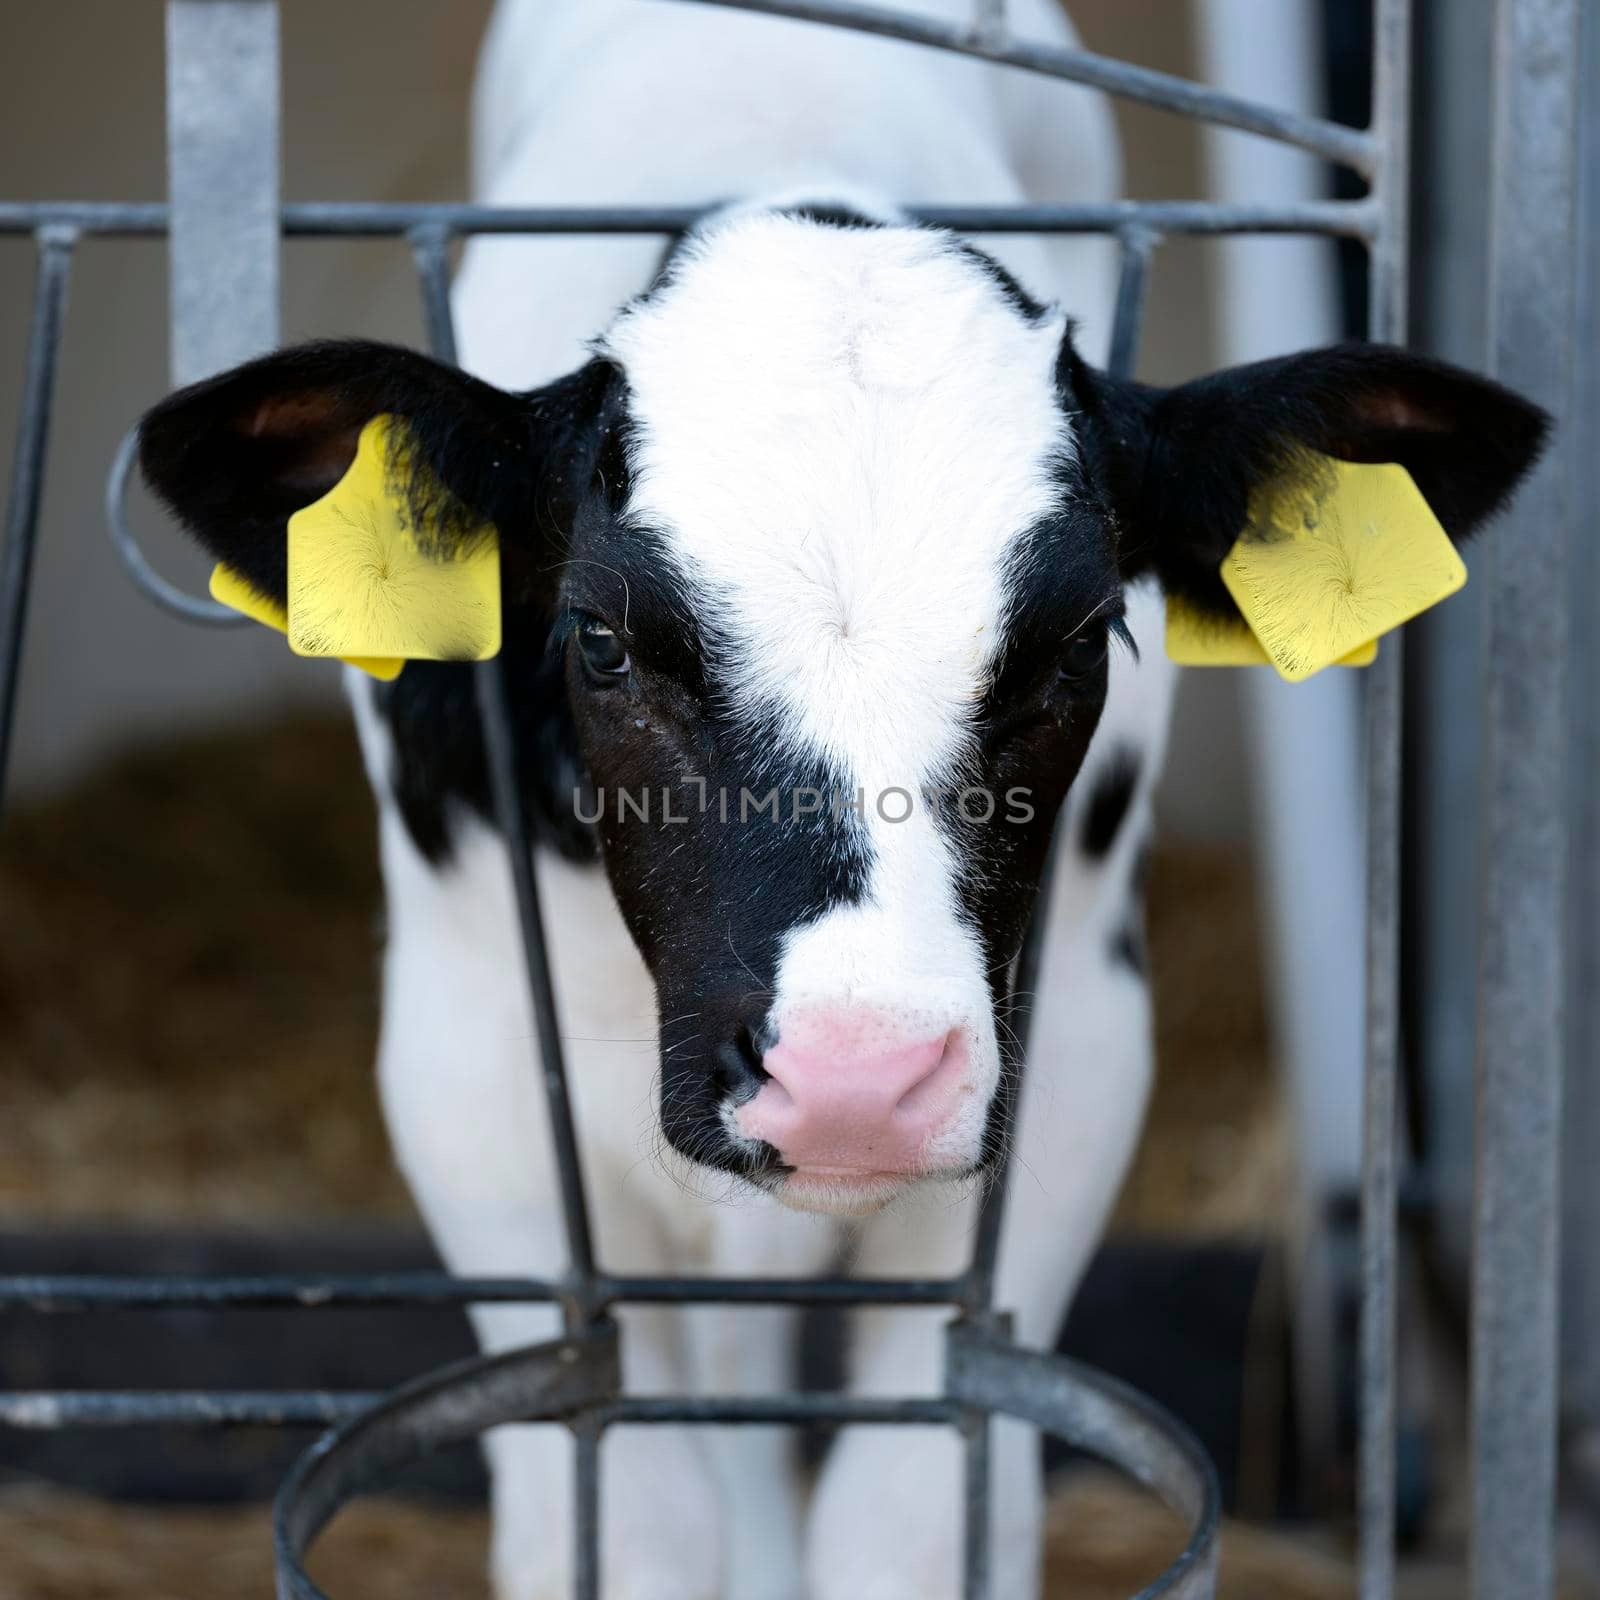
[0,0,1258,844]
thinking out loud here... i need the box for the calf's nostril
[713,1023,769,1104]
[891,1030,961,1117]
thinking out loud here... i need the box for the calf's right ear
[139,338,605,612]
[1063,341,1551,623]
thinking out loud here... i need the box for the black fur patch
[1080,746,1142,861]
[1110,919,1146,975]
[777,201,888,230]
[955,240,1051,323]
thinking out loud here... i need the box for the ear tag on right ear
[208,563,404,682]
[285,414,501,666]
[1165,596,1377,669]
[1219,454,1465,682]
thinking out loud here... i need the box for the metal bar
[0,198,1382,241]
[961,1406,992,1600]
[1471,1,1581,1595]
[0,1271,964,1312]
[1359,4,1410,1595]
[963,228,1153,1312]
[104,423,250,625]
[408,228,602,1312]
[665,0,1376,174]
[970,0,1006,49]
[604,1272,958,1305]
[1106,228,1156,384]
[0,1390,958,1431]
[947,1323,1219,1597]
[1562,0,1600,1433]
[472,661,601,1310]
[0,227,74,813]
[600,1395,956,1426]
[273,1328,620,1600]
[165,0,280,385]
[0,1391,374,1429]
[0,1273,565,1312]
[573,1417,602,1600]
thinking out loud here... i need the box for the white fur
[361,3,1174,1597]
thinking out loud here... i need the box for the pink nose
[735,1007,967,1175]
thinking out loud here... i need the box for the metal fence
[0,1,1584,1597]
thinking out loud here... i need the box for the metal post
[165,0,280,384]
[1561,0,1600,1437]
[1472,2,1581,1595]
[409,229,601,1312]
[0,228,74,811]
[1360,3,1410,1597]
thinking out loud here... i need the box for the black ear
[1065,341,1551,620]
[138,339,611,611]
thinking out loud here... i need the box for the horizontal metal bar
[0,198,1380,241]
[602,1395,956,1426]
[0,1391,375,1429]
[0,1271,964,1312]
[665,0,1376,173]
[604,1273,961,1305]
[0,1273,560,1311]
[0,1389,955,1431]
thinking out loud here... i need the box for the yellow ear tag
[285,414,501,666]
[1165,595,1377,669]
[208,563,404,682]
[1218,455,1465,683]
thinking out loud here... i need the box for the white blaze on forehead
[603,214,1078,1157]
[602,212,1074,791]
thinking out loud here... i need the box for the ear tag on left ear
[285,414,501,666]
[1219,454,1465,683]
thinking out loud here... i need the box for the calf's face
[139,213,1546,1216]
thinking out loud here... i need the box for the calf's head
[140,213,1545,1214]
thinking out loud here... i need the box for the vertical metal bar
[1106,227,1155,381]
[573,1417,602,1600]
[1471,2,1580,1595]
[955,234,1157,1598]
[165,0,281,384]
[1360,6,1410,1595]
[1561,0,1600,1435]
[970,0,1006,46]
[410,229,460,369]
[964,230,1153,1313]
[0,228,74,813]
[410,228,600,1307]
[961,1408,992,1600]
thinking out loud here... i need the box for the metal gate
[0,2,1584,1598]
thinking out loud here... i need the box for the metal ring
[104,424,249,627]
[273,1325,1220,1600]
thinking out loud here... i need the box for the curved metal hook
[105,424,249,627]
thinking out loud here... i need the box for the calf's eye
[1059,625,1109,684]
[576,617,630,681]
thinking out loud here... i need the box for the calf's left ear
[1064,341,1551,620]
[139,339,547,612]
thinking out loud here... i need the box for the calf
[139,2,1545,1595]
